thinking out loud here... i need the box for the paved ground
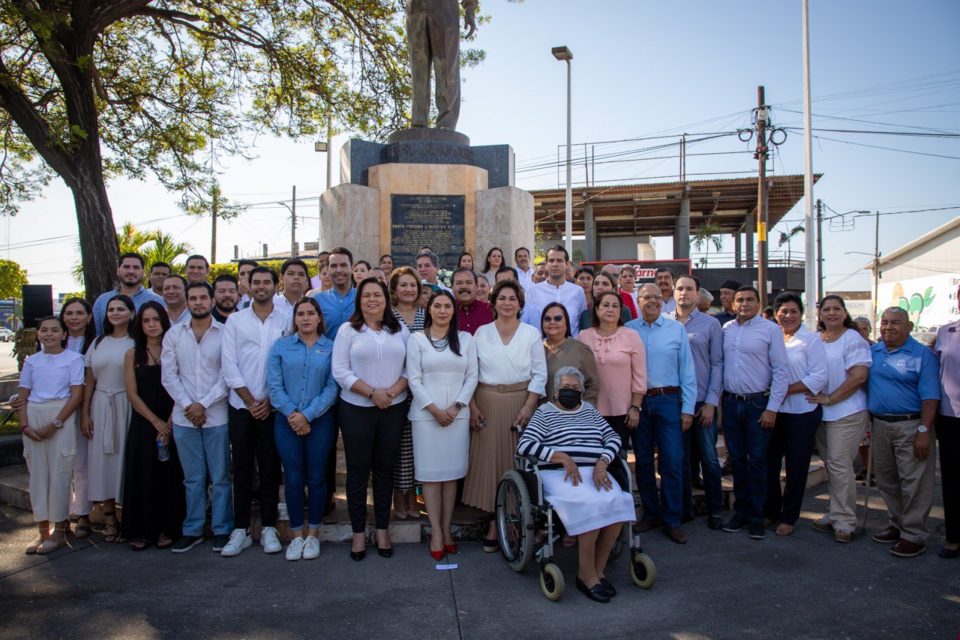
[1,480,957,640]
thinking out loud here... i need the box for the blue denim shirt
[267,333,338,421]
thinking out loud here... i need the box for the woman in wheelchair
[516,366,637,603]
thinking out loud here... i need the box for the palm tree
[690,221,724,267]
[778,224,805,264]
[72,223,192,285]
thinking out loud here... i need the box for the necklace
[147,345,161,364]
[426,331,448,352]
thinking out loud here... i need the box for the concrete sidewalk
[1,480,957,640]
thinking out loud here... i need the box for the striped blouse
[517,402,621,466]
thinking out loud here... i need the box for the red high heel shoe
[430,548,444,561]
[444,543,457,554]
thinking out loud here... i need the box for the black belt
[723,390,770,401]
[872,413,920,423]
[646,386,680,397]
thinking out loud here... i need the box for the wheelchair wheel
[540,563,565,601]
[496,469,534,572]
[630,551,656,589]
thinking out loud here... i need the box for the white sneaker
[285,537,304,561]
[261,526,282,554]
[221,528,252,557]
[302,535,320,560]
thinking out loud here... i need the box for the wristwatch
[53,419,63,429]
[916,424,929,434]
[455,401,466,409]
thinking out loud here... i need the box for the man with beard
[92,252,163,335]
[452,268,493,334]
[161,282,231,553]
[514,247,533,290]
[212,274,239,324]
[162,275,190,327]
[655,267,677,314]
[220,266,288,557]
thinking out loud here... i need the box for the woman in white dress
[80,294,135,542]
[464,280,547,551]
[407,290,478,560]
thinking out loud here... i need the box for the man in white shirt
[308,251,330,290]
[162,275,190,326]
[185,254,211,284]
[275,258,309,314]
[514,246,533,290]
[161,282,232,553]
[655,267,677,314]
[220,267,289,557]
[522,245,587,336]
[237,259,258,309]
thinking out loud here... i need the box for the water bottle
[157,438,170,462]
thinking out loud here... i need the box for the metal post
[802,0,817,326]
[564,58,572,255]
[816,199,823,302]
[210,184,218,264]
[872,210,880,338]
[290,185,298,257]
[755,86,769,308]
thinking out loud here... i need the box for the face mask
[557,388,582,409]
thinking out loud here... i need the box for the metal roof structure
[530,174,820,237]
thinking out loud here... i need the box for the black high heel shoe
[350,548,366,561]
[376,545,393,558]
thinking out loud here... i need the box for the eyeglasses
[543,315,564,323]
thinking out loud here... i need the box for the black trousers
[764,407,822,525]
[338,400,406,533]
[937,415,960,544]
[605,415,630,458]
[324,404,339,512]
[229,406,281,529]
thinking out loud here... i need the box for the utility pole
[290,185,298,257]
[210,184,219,264]
[815,198,823,302]
[801,0,817,327]
[755,86,770,309]
[872,210,880,339]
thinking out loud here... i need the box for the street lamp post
[552,46,573,256]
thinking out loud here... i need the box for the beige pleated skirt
[462,381,529,513]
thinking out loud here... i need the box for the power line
[808,134,960,160]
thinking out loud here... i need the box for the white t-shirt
[20,350,85,403]
[780,325,828,415]
[820,328,872,421]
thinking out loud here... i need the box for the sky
[5,0,960,296]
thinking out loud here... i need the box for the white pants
[24,400,76,523]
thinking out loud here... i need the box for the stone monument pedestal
[321,129,532,270]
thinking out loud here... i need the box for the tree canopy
[0,258,28,299]
[0,0,415,298]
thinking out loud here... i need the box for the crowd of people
[14,243,958,602]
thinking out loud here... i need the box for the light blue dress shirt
[92,285,163,335]
[721,314,790,412]
[867,336,940,415]
[669,309,723,406]
[312,287,356,340]
[625,314,697,415]
[266,333,339,421]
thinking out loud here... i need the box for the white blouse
[332,322,410,407]
[780,325,828,415]
[473,322,547,395]
[820,328,872,421]
[20,350,85,403]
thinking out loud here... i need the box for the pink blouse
[577,327,647,416]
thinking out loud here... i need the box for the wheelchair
[494,442,656,601]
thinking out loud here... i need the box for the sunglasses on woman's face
[543,315,564,323]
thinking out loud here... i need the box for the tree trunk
[69,162,119,301]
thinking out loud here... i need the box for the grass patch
[0,410,20,436]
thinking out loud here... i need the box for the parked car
[0,328,14,342]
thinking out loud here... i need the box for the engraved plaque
[390,194,465,272]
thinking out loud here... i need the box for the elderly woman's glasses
[543,315,564,323]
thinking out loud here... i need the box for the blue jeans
[274,411,337,531]
[634,393,684,528]
[682,401,724,517]
[173,424,233,536]
[721,394,772,524]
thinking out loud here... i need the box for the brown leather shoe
[663,526,688,544]
[889,539,925,558]
[872,526,900,543]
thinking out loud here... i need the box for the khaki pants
[24,400,76,523]
[871,416,936,544]
[816,410,868,532]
